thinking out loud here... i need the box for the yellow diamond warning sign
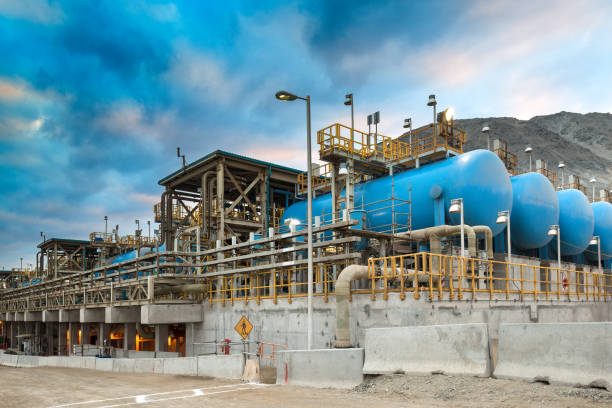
[234,315,253,339]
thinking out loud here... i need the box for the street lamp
[590,236,601,273]
[547,225,561,272]
[403,118,412,145]
[104,216,108,234]
[558,162,565,187]
[147,220,151,240]
[481,126,490,151]
[276,89,314,350]
[496,210,511,264]
[135,219,140,236]
[449,198,464,258]
[427,94,437,130]
[344,93,354,150]
[590,178,596,201]
[525,146,533,171]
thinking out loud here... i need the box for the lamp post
[344,94,354,150]
[403,118,412,145]
[276,90,313,350]
[481,126,490,151]
[525,146,533,171]
[590,178,596,201]
[449,198,464,258]
[104,216,108,234]
[147,220,151,240]
[558,162,565,188]
[547,225,561,272]
[496,210,511,264]
[427,94,437,130]
[590,236,601,273]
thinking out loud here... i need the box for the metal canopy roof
[158,149,303,187]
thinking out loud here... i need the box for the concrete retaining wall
[128,351,155,359]
[276,348,364,389]
[163,357,198,376]
[197,354,243,379]
[495,322,612,390]
[363,323,491,377]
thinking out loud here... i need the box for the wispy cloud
[0,0,65,24]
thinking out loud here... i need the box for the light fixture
[547,225,559,236]
[403,118,412,129]
[481,126,490,133]
[449,199,462,213]
[427,94,437,106]
[338,162,348,175]
[275,90,299,101]
[590,178,596,183]
[525,146,532,153]
[589,236,599,246]
[344,93,353,106]
[444,107,455,122]
[558,162,565,169]
[496,211,509,224]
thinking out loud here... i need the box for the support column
[124,323,136,351]
[47,323,55,356]
[10,322,17,350]
[34,322,41,355]
[68,322,78,355]
[217,160,225,243]
[81,323,90,345]
[155,324,168,353]
[58,323,66,356]
[98,323,109,347]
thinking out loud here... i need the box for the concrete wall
[276,349,363,389]
[191,293,612,353]
[362,324,490,376]
[495,322,612,390]
[162,357,198,376]
[197,354,243,379]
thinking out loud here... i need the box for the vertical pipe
[507,215,512,265]
[306,95,313,350]
[459,199,464,257]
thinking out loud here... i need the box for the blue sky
[1,0,612,268]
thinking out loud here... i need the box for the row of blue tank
[280,149,612,263]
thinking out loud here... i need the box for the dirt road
[0,366,610,407]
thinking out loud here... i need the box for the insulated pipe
[335,265,369,348]
[395,225,477,257]
[472,225,494,259]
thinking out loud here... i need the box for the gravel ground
[353,373,612,407]
[1,366,611,408]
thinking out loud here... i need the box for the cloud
[163,41,243,105]
[0,0,65,24]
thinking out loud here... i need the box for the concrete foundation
[141,304,202,324]
[363,324,490,376]
[494,322,612,390]
[80,308,105,323]
[276,348,364,389]
[106,306,140,323]
[42,310,58,322]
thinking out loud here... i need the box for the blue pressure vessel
[281,149,513,236]
[553,189,594,256]
[588,201,612,259]
[510,173,559,249]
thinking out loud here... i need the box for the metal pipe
[334,265,369,348]
[306,95,313,350]
[472,225,494,259]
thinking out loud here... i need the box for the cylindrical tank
[554,189,594,256]
[510,172,559,249]
[589,201,612,259]
[281,149,513,236]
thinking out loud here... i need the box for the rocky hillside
[455,112,612,190]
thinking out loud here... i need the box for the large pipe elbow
[473,225,493,259]
[335,264,369,348]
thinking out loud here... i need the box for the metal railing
[206,260,357,305]
[297,163,332,195]
[367,252,611,302]
[317,123,465,164]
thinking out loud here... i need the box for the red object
[221,338,231,355]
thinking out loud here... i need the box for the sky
[1,0,612,269]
